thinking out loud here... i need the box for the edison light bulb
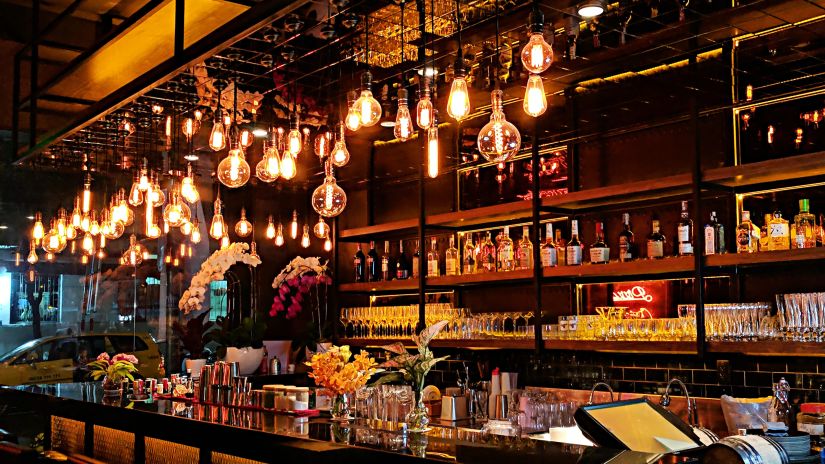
[56,210,67,237]
[427,125,439,178]
[301,224,311,248]
[217,147,251,188]
[265,215,276,239]
[220,232,230,250]
[524,74,548,117]
[280,153,297,180]
[447,76,471,121]
[313,216,330,239]
[180,220,193,236]
[81,178,92,213]
[275,222,284,246]
[256,143,281,182]
[332,123,350,167]
[314,130,332,158]
[163,194,184,227]
[345,90,361,131]
[477,90,521,163]
[521,33,553,74]
[27,241,38,264]
[147,220,161,239]
[104,218,124,240]
[71,198,82,228]
[290,211,299,239]
[80,214,90,233]
[81,233,94,254]
[66,223,78,240]
[209,115,227,151]
[354,72,382,127]
[138,169,150,192]
[235,208,252,237]
[32,213,45,243]
[180,164,199,203]
[239,128,253,148]
[190,220,202,244]
[99,234,106,249]
[416,90,434,129]
[182,117,197,141]
[324,237,332,251]
[148,175,165,207]
[394,89,414,141]
[286,128,303,158]
[312,162,348,217]
[89,211,100,236]
[210,199,225,240]
[128,175,144,206]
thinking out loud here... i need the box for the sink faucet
[587,382,615,405]
[660,378,697,426]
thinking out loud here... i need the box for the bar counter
[0,383,696,464]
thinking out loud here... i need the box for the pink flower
[113,353,138,364]
[287,277,299,287]
[301,275,315,285]
[96,352,110,363]
[279,285,290,297]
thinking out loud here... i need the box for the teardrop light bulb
[394,89,415,141]
[274,222,285,247]
[416,91,434,129]
[523,74,548,117]
[209,112,227,151]
[265,215,276,239]
[256,141,281,182]
[301,224,311,248]
[447,76,471,121]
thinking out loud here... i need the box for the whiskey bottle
[396,240,409,279]
[768,208,790,251]
[737,210,757,253]
[704,211,725,255]
[556,228,567,266]
[446,236,459,276]
[566,220,583,266]
[381,241,391,281]
[589,221,610,264]
[647,219,665,259]
[618,213,635,262]
[427,237,440,277]
[677,200,694,256]
[760,213,771,251]
[412,240,421,278]
[354,244,366,282]
[540,223,557,267]
[480,232,496,272]
[367,241,380,281]
[794,199,816,249]
[462,234,476,275]
[497,226,515,271]
[518,225,534,270]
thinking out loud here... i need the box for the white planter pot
[184,358,207,378]
[224,347,265,376]
[262,340,291,368]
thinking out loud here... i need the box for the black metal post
[174,0,185,56]
[531,117,543,353]
[690,50,706,358]
[416,0,427,333]
[29,0,40,150]
[332,216,340,341]
[11,54,20,160]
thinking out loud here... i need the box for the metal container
[704,435,789,464]
[269,356,281,375]
[440,395,469,421]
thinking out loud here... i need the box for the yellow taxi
[0,333,162,385]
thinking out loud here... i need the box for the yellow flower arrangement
[306,345,379,395]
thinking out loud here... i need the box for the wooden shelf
[704,150,825,189]
[337,279,419,293]
[706,247,825,267]
[707,341,825,357]
[543,174,692,211]
[338,338,534,350]
[543,256,695,279]
[545,340,696,354]
[429,269,534,286]
[338,218,419,241]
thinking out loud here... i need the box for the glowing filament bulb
[234,208,252,237]
[209,118,227,151]
[521,33,553,74]
[165,116,172,138]
[217,148,251,188]
[427,125,439,178]
[256,143,281,182]
[290,210,299,239]
[194,109,203,121]
[180,220,193,236]
[767,125,775,144]
[265,216,276,239]
[80,214,90,233]
[313,216,330,239]
[27,241,38,264]
[240,129,253,148]
[301,224,311,248]
[182,117,196,140]
[32,213,45,242]
[796,128,803,148]
[210,199,225,240]
[332,123,350,167]
[416,93,433,129]
[324,237,332,251]
[477,90,521,163]
[314,131,332,158]
[447,77,471,121]
[280,153,297,180]
[524,74,548,117]
[82,183,92,213]
[81,233,94,253]
[345,90,362,132]
[746,84,753,102]
[287,129,302,157]
[138,170,150,191]
[354,75,382,127]
[190,220,202,244]
[395,90,414,141]
[275,222,284,246]
[99,234,106,249]
[180,166,199,203]
[220,232,230,250]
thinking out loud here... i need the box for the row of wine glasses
[679,303,774,341]
[776,293,825,342]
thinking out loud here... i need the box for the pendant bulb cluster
[521,1,551,118]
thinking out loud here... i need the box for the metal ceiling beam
[15,0,312,166]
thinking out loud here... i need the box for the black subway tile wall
[420,349,825,404]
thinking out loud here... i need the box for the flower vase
[102,376,122,397]
[406,390,430,433]
[330,393,353,421]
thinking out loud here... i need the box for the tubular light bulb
[345,90,362,131]
[477,90,521,163]
[416,92,434,129]
[190,220,202,244]
[395,90,415,141]
[32,213,45,242]
[301,225,311,248]
[82,182,92,213]
[313,216,330,239]
[217,147,251,188]
[354,72,382,127]
[182,117,196,141]
[324,237,332,251]
[165,116,172,138]
[280,153,297,180]
[99,234,106,249]
[256,142,281,182]
[209,116,227,151]
[524,74,548,117]
[234,208,252,237]
[275,223,284,247]
[521,33,553,74]
[210,199,225,240]
[428,125,439,178]
[15,251,20,266]
[128,175,143,206]
[447,77,471,121]
[314,131,332,159]
[290,211,299,239]
[240,129,253,148]
[266,216,276,239]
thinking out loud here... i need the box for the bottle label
[428,259,438,277]
[541,247,557,267]
[619,237,632,260]
[704,226,716,255]
[519,246,532,269]
[737,229,752,253]
[382,261,388,272]
[796,233,806,249]
[367,257,374,267]
[648,241,664,258]
[678,225,690,243]
[397,268,407,279]
[678,242,693,255]
[446,258,456,275]
[412,257,419,277]
[769,223,790,250]
[566,245,582,265]
[589,247,610,264]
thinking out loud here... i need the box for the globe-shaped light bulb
[313,216,330,239]
[312,175,347,218]
[256,144,281,183]
[521,33,553,74]
[477,90,521,163]
[524,74,548,117]
[355,89,382,127]
[217,148,251,188]
[234,208,252,237]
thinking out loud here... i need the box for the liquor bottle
[412,240,420,278]
[462,234,476,275]
[677,200,694,256]
[794,199,816,249]
[704,212,723,255]
[540,223,557,267]
[647,219,665,259]
[589,221,610,264]
[737,210,757,253]
[481,232,497,272]
[715,212,726,254]
[396,240,409,279]
[382,241,391,281]
[760,213,771,251]
[354,244,366,282]
[618,213,635,262]
[518,225,534,270]
[556,228,567,266]
[768,208,790,251]
[367,241,380,281]
[497,226,515,271]
[446,236,458,276]
[566,220,583,266]
[427,237,440,277]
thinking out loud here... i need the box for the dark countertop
[0,383,697,464]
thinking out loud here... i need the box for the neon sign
[610,282,669,319]
[612,285,654,303]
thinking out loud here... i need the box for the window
[49,338,77,361]
[76,336,107,361]
[108,335,148,353]
[11,342,50,365]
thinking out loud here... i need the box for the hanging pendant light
[217,142,251,188]
[314,128,333,159]
[81,232,95,254]
[312,161,348,217]
[56,208,67,237]
[190,220,202,244]
[210,195,226,240]
[354,71,382,127]
[344,90,362,132]
[427,122,439,178]
[324,236,332,251]
[128,172,144,206]
[256,137,282,182]
[274,222,285,246]
[301,224,311,248]
[521,1,553,74]
[290,210,299,239]
[163,190,190,227]
[181,116,198,141]
[70,196,82,229]
[138,165,150,192]
[32,212,45,243]
[81,174,92,213]
[265,215,276,239]
[447,0,470,121]
[27,239,38,264]
[234,207,252,237]
[220,231,230,250]
[286,113,303,158]
[524,74,548,117]
[180,220,193,236]
[148,173,166,207]
[239,128,254,148]
[209,106,227,151]
[89,211,100,236]
[180,163,200,203]
[280,150,297,180]
[394,89,414,141]
[416,85,434,129]
[331,122,350,167]
[314,216,330,239]
[478,89,521,162]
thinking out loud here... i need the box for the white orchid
[179,243,261,313]
[272,256,329,289]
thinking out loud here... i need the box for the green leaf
[415,320,448,352]
[371,372,404,387]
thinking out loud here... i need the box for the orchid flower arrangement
[270,256,331,319]
[305,345,379,395]
[87,352,139,384]
[179,242,261,313]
